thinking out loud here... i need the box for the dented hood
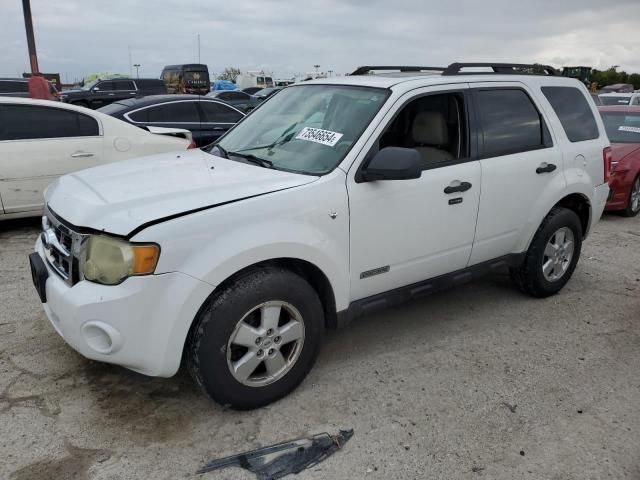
[46,149,317,236]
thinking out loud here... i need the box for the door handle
[108,93,115,96]
[70,152,94,158]
[536,162,557,174]
[444,181,472,194]
[212,127,225,131]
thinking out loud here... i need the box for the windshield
[601,112,640,144]
[81,80,99,90]
[210,84,389,175]
[600,96,631,105]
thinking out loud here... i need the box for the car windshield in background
[601,112,640,143]
[212,84,389,175]
[600,96,631,106]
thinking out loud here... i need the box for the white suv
[29,63,611,409]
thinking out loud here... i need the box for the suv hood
[46,149,317,237]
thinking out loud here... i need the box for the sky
[1,0,640,83]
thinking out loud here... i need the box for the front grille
[41,208,88,286]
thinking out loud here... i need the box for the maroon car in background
[599,106,640,216]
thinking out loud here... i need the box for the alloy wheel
[542,227,575,282]
[226,301,305,387]
[631,177,640,213]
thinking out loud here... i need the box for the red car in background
[599,106,640,216]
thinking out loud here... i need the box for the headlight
[80,235,160,285]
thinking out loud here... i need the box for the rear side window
[200,101,244,123]
[0,81,28,93]
[476,88,549,157]
[143,101,200,123]
[0,105,99,140]
[541,86,599,142]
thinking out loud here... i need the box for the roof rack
[442,63,559,76]
[350,66,445,76]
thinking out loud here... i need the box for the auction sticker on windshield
[296,127,344,147]
[619,126,640,134]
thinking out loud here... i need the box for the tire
[623,175,640,217]
[186,266,324,410]
[510,207,583,298]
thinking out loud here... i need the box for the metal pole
[128,45,133,77]
[21,0,39,75]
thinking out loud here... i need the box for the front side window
[213,85,389,175]
[145,101,200,123]
[112,80,135,90]
[0,105,99,140]
[600,111,640,144]
[375,91,468,169]
[95,81,114,91]
[541,86,599,142]
[476,88,549,157]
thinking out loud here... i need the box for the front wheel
[510,207,583,298]
[623,175,640,217]
[186,267,324,409]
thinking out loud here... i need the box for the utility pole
[133,64,141,78]
[197,34,201,64]
[128,45,133,77]
[21,0,39,75]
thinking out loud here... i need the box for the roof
[598,105,640,113]
[106,94,217,110]
[297,72,583,91]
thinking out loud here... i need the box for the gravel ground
[0,213,638,480]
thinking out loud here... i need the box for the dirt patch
[10,444,111,480]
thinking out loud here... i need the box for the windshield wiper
[233,122,300,154]
[227,151,273,169]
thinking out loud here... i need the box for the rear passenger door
[468,83,565,265]
[198,101,245,146]
[110,80,137,103]
[0,104,103,213]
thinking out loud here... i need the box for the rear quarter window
[542,86,599,142]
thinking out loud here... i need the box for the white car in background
[599,92,640,106]
[0,98,193,220]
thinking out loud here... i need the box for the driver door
[347,85,482,301]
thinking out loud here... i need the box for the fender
[516,182,594,254]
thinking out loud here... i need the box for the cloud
[1,0,639,82]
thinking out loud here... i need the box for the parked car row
[0,77,60,101]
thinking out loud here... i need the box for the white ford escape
[30,63,611,409]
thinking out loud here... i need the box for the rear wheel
[623,175,640,217]
[186,267,324,409]
[510,207,583,298]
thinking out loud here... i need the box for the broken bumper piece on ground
[196,428,354,479]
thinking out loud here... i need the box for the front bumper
[34,237,214,377]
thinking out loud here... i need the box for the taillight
[187,141,197,149]
[603,147,613,183]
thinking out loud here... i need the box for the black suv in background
[60,78,166,109]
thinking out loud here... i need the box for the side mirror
[359,147,422,182]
